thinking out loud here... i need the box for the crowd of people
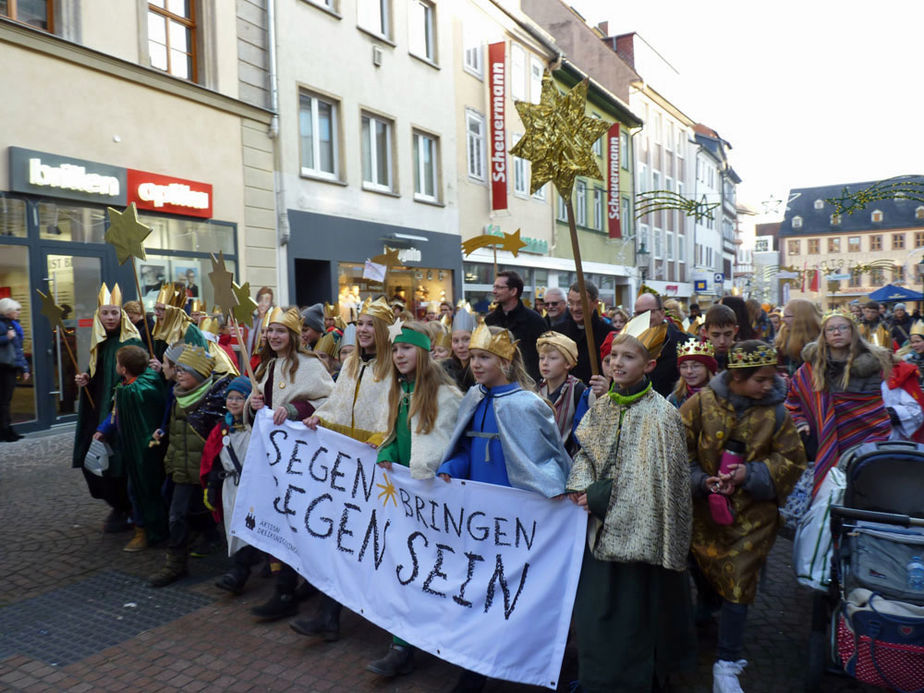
[57,271,924,692]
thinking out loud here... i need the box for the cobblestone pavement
[0,430,880,692]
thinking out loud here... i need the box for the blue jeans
[717,600,748,661]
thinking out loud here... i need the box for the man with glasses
[633,291,685,396]
[484,270,548,381]
[543,287,567,327]
[552,281,614,384]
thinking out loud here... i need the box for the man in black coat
[552,281,614,384]
[484,270,547,382]
[634,292,685,397]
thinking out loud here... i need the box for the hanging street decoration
[460,229,528,257]
[826,176,924,215]
[635,190,721,222]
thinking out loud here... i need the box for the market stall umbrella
[867,284,924,302]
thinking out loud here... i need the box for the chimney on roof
[597,20,608,35]
[613,33,635,69]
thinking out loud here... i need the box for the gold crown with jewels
[676,338,715,359]
[821,307,857,324]
[727,343,778,369]
[469,323,518,361]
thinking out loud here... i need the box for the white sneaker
[712,659,747,693]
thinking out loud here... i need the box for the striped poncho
[785,353,891,496]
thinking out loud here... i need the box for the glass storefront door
[43,253,102,421]
[0,244,36,426]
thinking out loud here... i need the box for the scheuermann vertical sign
[488,41,507,211]
[607,122,621,238]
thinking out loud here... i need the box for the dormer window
[872,209,883,223]
[915,206,924,220]
[792,216,803,229]
[814,199,824,210]
[830,213,841,226]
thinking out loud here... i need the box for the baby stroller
[808,440,924,691]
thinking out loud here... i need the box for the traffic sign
[714,272,725,284]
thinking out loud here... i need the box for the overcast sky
[564,0,924,217]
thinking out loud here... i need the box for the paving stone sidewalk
[0,430,878,692]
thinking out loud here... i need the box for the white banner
[231,410,586,689]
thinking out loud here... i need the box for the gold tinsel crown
[155,283,186,308]
[911,321,924,338]
[176,344,214,377]
[433,327,452,351]
[359,296,396,325]
[323,302,337,319]
[469,324,518,361]
[822,307,856,324]
[189,299,205,314]
[620,311,667,359]
[727,343,778,369]
[97,283,122,308]
[267,306,303,335]
[199,316,220,335]
[676,339,715,359]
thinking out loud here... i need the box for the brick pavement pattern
[0,430,879,692]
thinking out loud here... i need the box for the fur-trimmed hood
[800,341,891,378]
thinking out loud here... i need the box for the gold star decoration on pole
[509,73,610,202]
[105,202,151,264]
[208,252,238,315]
[371,248,402,268]
[460,229,528,257]
[231,281,259,325]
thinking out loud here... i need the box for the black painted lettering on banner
[467,511,489,541]
[286,439,310,474]
[494,516,511,546]
[336,502,360,554]
[358,508,390,569]
[274,483,305,518]
[330,451,350,492]
[304,493,333,538]
[515,518,536,550]
[422,543,455,598]
[352,457,376,502]
[452,551,485,607]
[308,445,330,482]
[268,429,288,465]
[484,555,529,620]
[399,488,413,518]
[397,531,427,585]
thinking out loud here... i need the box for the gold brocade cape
[89,310,141,377]
[313,354,394,445]
[568,388,692,571]
[859,321,891,349]
[680,377,807,604]
[247,352,333,416]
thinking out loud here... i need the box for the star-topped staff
[105,202,155,357]
[208,253,260,391]
[510,72,610,376]
[35,289,94,409]
[461,229,528,277]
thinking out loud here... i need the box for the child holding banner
[566,312,696,692]
[437,324,572,693]
[245,306,334,621]
[294,296,396,642]
[366,321,462,679]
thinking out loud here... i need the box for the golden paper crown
[190,299,208,314]
[439,314,451,328]
[677,339,715,359]
[822,307,856,324]
[314,331,339,357]
[176,344,214,377]
[267,306,303,335]
[359,296,396,325]
[97,283,122,308]
[199,316,220,335]
[620,311,667,358]
[434,328,452,351]
[155,283,186,308]
[727,343,778,369]
[323,302,337,319]
[469,323,518,361]
[911,321,924,338]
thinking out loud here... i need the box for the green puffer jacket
[164,374,230,484]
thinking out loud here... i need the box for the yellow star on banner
[208,252,238,317]
[376,472,398,508]
[509,73,610,202]
[231,281,258,324]
[105,202,151,264]
[35,289,64,327]
[371,247,401,268]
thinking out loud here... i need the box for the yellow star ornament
[105,202,152,264]
[35,289,64,327]
[231,281,259,325]
[208,252,237,317]
[509,73,610,202]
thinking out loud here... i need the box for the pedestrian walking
[0,297,30,442]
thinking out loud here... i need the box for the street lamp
[637,242,651,283]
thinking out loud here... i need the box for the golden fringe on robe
[313,353,394,445]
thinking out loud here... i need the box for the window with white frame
[299,91,339,179]
[592,114,603,156]
[465,110,486,181]
[463,29,482,77]
[639,163,648,193]
[652,170,661,192]
[511,44,526,101]
[654,228,663,257]
[529,56,543,104]
[358,0,389,38]
[621,196,632,237]
[408,0,435,62]
[533,184,546,201]
[557,194,567,221]
[593,187,604,230]
[665,122,673,150]
[413,131,439,201]
[512,133,528,196]
[361,113,393,191]
[678,234,686,262]
[666,231,674,260]
[575,181,587,226]
[621,131,630,169]
[639,225,650,253]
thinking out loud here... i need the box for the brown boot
[123,527,148,553]
[148,548,188,588]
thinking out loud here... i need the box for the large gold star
[371,247,401,268]
[35,289,64,328]
[208,252,238,317]
[231,281,258,325]
[105,202,151,264]
[509,73,610,202]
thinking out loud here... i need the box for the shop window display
[337,262,453,321]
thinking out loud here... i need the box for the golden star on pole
[105,202,151,264]
[371,247,402,268]
[509,73,610,202]
[35,289,64,327]
[231,281,259,324]
[461,229,528,257]
[208,252,238,317]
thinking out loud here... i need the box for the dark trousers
[717,600,748,661]
[82,467,132,514]
[0,364,17,431]
[167,482,210,550]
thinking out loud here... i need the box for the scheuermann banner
[607,122,621,238]
[488,41,508,211]
[231,411,585,689]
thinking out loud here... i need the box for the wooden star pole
[35,289,95,409]
[130,262,155,356]
[105,203,155,357]
[509,73,609,376]
[210,254,260,392]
